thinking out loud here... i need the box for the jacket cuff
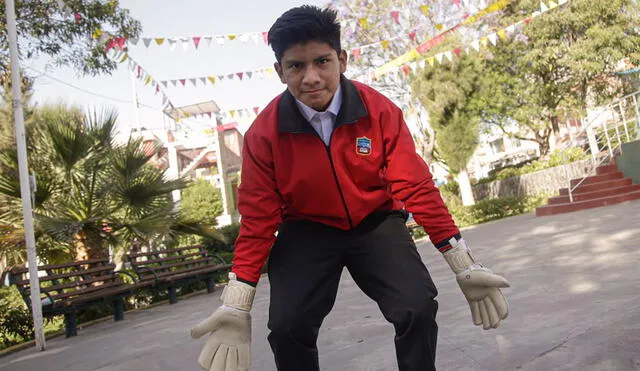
[434,233,462,253]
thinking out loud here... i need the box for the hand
[191,273,256,371]
[443,238,510,330]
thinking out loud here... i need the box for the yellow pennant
[145,75,151,85]
[498,29,508,41]
[266,68,274,77]
[119,54,128,63]
[480,37,489,47]
[208,76,216,84]
[360,18,368,29]
[420,5,429,16]
[228,34,236,40]
[92,28,102,39]
[155,38,165,45]
[230,111,236,118]
[436,24,443,31]
[427,57,435,67]
[548,0,558,8]
[381,40,389,49]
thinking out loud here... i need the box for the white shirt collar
[295,84,342,123]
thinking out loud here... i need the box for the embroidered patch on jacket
[356,136,372,156]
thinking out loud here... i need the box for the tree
[0,104,211,262]
[478,0,640,155]
[180,178,224,227]
[0,0,142,76]
[412,56,484,205]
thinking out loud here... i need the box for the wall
[617,140,640,184]
[472,159,594,200]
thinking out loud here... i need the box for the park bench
[8,258,152,337]
[126,245,231,304]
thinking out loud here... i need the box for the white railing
[561,90,640,202]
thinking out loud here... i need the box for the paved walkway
[1,200,640,371]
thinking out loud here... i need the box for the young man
[191,5,510,371]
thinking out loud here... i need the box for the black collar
[277,76,368,134]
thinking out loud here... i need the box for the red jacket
[233,77,459,283]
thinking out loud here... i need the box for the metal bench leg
[114,297,125,321]
[64,311,78,337]
[207,276,215,293]
[168,286,178,304]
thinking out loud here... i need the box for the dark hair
[268,5,341,63]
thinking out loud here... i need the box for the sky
[28,0,328,135]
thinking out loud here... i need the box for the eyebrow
[285,53,333,66]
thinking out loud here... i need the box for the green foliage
[205,223,241,254]
[0,285,33,347]
[180,179,224,226]
[0,0,142,76]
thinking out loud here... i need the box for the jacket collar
[278,76,368,134]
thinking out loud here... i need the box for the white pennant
[190,78,197,87]
[471,39,481,51]
[558,0,567,4]
[246,71,253,79]
[204,36,213,47]
[200,77,207,85]
[488,33,498,45]
[540,2,549,12]
[168,38,177,50]
[128,38,139,46]
[171,80,178,87]
[436,53,444,64]
[506,25,517,35]
[444,51,453,62]
[227,73,234,80]
[250,33,261,45]
[181,38,190,51]
[464,46,471,55]
[143,38,152,48]
[419,59,426,69]
[216,36,225,46]
[239,34,250,43]
[162,81,168,88]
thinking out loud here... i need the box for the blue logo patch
[356,136,372,156]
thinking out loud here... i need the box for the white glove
[443,238,510,330]
[191,272,256,371]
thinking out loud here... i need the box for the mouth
[303,88,324,94]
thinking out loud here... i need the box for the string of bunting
[157,66,277,88]
[371,0,569,80]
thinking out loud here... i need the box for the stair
[180,144,217,177]
[536,165,640,216]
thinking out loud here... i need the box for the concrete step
[548,184,640,205]
[536,190,640,216]
[559,178,633,195]
[596,164,619,175]
[569,171,624,188]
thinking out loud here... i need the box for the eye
[289,63,303,70]
[318,58,329,65]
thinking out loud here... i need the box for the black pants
[267,211,439,371]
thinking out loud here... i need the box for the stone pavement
[1,200,639,371]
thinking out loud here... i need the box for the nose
[301,65,321,87]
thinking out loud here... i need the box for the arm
[380,105,460,247]
[232,128,284,284]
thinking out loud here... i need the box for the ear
[274,62,286,84]
[339,50,348,74]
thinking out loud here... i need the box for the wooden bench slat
[131,252,202,266]
[161,264,232,283]
[49,281,123,301]
[13,265,116,286]
[136,258,212,274]
[10,258,110,274]
[39,274,117,293]
[128,245,205,258]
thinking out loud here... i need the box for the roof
[163,100,221,121]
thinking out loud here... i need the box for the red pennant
[207,112,212,118]
[454,47,461,57]
[253,107,260,114]
[74,12,82,22]
[237,72,244,80]
[193,37,201,49]
[116,37,126,50]
[452,0,461,7]
[463,14,469,19]
[262,32,269,44]
[155,85,160,94]
[136,66,141,78]
[105,39,115,52]
[390,11,400,24]
[180,79,186,86]
[401,65,410,76]
[352,48,361,61]
[524,18,532,25]
[409,31,417,41]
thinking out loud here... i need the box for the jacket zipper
[317,132,354,228]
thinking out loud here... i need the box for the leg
[168,286,177,304]
[267,220,345,371]
[64,310,78,337]
[113,297,125,321]
[346,212,439,371]
[206,276,215,293]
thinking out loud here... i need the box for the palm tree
[0,105,219,264]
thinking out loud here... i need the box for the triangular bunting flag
[155,85,160,94]
[126,38,138,46]
[436,24,444,31]
[208,76,216,84]
[216,36,225,46]
[237,72,244,80]
[427,57,435,67]
[227,73,234,80]
[143,38,152,47]
[444,51,453,62]
[246,71,253,79]
[419,59,426,69]
[420,5,429,16]
[162,95,168,106]
[381,40,389,49]
[200,77,207,85]
[240,34,250,43]
[506,25,516,35]
[540,2,549,12]
[155,38,165,45]
[162,81,168,88]
[204,36,213,47]
[498,29,508,41]
[262,32,269,44]
[207,112,212,118]
[230,111,236,118]
[558,0,567,4]
[218,75,225,81]
[390,11,400,24]
[488,33,498,45]
[180,79,186,86]
[453,47,461,57]
[168,38,177,50]
[181,38,190,51]
[145,75,151,85]
[266,68,274,77]
[359,18,368,29]
[251,33,260,45]
[481,37,489,47]
[119,54,128,63]
[190,78,197,87]
[171,80,177,87]
[253,107,260,114]
[352,48,361,61]
[227,34,236,41]
[471,40,481,51]
[436,53,444,63]
[548,0,558,8]
[409,31,417,41]
[193,37,201,49]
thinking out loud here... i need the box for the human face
[275,41,347,111]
